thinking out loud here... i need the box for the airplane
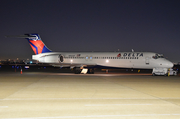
[8,33,174,74]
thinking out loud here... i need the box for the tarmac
[0,71,180,119]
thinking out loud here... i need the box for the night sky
[0,0,180,62]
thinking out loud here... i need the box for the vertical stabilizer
[25,33,51,54]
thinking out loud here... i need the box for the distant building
[24,59,39,64]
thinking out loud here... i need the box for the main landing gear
[74,68,94,74]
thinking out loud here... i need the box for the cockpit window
[152,54,164,59]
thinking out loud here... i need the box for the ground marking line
[85,104,152,106]
[0,106,8,108]
[1,114,180,119]
[2,98,157,100]
[2,97,180,100]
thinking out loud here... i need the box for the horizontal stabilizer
[6,33,51,54]
[5,35,36,39]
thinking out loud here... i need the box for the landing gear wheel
[88,69,94,74]
[74,68,82,74]
[75,70,81,74]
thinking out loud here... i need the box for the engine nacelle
[59,54,64,63]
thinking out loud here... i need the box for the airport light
[106,60,109,63]
[71,60,73,62]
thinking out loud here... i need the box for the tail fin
[25,34,51,54]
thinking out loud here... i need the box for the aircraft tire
[74,68,81,74]
[87,69,94,74]
[75,70,81,74]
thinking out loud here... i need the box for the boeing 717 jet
[8,33,174,74]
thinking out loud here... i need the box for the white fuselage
[32,52,173,69]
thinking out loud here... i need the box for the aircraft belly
[41,56,154,69]
[132,60,153,69]
[96,59,133,68]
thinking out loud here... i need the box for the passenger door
[145,57,150,65]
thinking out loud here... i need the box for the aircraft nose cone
[169,62,174,68]
[162,60,174,68]
[165,61,174,68]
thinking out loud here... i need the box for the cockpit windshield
[152,54,164,59]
